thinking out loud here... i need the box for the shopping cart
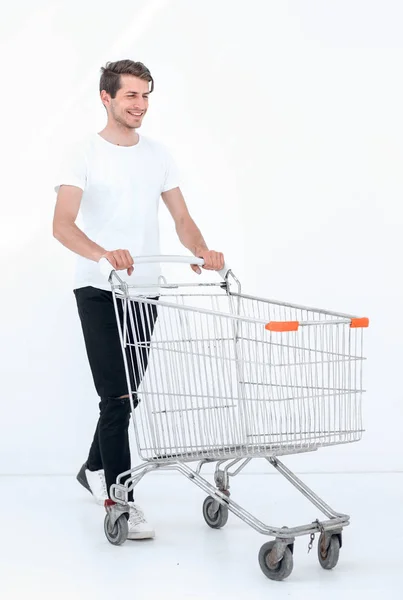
[98,255,368,581]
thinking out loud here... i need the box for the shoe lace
[129,504,147,526]
[98,471,108,497]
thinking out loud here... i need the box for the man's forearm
[176,217,208,256]
[53,222,106,262]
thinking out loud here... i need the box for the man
[53,59,225,539]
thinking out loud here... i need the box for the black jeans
[74,287,158,501]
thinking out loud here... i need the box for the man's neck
[98,125,139,147]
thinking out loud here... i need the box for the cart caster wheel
[104,513,128,546]
[258,541,294,581]
[202,496,229,529]
[318,534,340,570]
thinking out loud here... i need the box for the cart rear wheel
[104,513,128,546]
[318,534,340,570]
[202,496,229,529]
[258,541,294,581]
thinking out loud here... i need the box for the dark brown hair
[99,60,154,98]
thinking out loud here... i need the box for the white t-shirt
[55,133,180,294]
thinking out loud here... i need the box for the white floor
[0,471,401,600]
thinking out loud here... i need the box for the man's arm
[161,187,224,274]
[53,185,134,274]
[53,185,105,261]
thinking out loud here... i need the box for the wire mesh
[113,287,365,462]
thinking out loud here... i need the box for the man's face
[103,75,150,129]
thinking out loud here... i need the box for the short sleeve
[54,142,87,194]
[161,147,180,193]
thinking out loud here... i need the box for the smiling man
[53,60,224,539]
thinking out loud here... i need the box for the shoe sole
[76,462,92,494]
[127,532,155,540]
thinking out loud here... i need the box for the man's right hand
[101,249,135,276]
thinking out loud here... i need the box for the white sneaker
[127,503,155,540]
[76,462,108,505]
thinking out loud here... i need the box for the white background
[0,0,401,475]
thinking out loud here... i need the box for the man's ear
[100,90,110,109]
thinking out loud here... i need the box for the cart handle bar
[99,255,230,282]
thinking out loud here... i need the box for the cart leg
[213,457,252,493]
[111,462,160,503]
[210,458,253,513]
[267,457,347,520]
[175,461,349,538]
[214,462,230,493]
